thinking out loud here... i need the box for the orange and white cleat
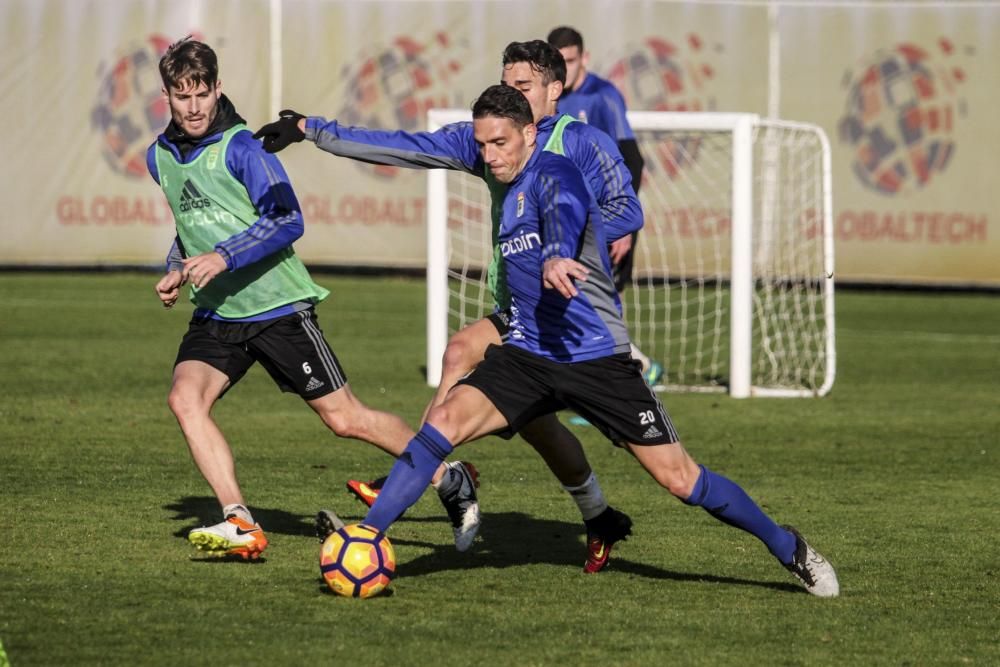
[188,515,268,560]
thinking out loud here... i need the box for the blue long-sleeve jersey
[146,128,304,273]
[499,149,630,363]
[305,113,642,242]
[558,73,636,142]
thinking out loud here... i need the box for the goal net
[426,110,835,398]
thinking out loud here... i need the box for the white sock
[562,472,609,521]
[630,342,651,373]
[223,503,253,524]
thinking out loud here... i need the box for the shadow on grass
[163,496,316,539]
[393,511,800,595]
[188,554,269,565]
[164,497,800,593]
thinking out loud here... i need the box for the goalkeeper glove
[253,109,306,153]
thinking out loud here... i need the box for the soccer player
[547,26,663,384]
[254,40,642,572]
[361,83,839,597]
[147,37,478,559]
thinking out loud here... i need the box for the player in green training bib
[146,38,478,560]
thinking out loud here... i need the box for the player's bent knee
[440,338,479,378]
[319,408,366,440]
[656,465,701,499]
[641,457,699,498]
[665,476,697,500]
[424,404,461,442]
[167,388,207,420]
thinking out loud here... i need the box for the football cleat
[314,508,347,541]
[437,461,481,552]
[188,515,268,560]
[583,506,633,574]
[782,525,840,597]
[345,476,387,508]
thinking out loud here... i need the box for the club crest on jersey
[577,110,588,124]
[516,192,525,218]
[206,145,220,170]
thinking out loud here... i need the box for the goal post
[426,109,835,398]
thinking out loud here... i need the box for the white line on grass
[838,328,1000,345]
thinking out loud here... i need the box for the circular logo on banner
[605,34,718,113]
[605,35,719,181]
[838,40,967,196]
[91,35,175,180]
[336,32,467,179]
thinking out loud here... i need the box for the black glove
[253,109,306,153]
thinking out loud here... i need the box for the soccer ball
[320,524,396,598]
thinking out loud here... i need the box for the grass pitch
[0,273,997,666]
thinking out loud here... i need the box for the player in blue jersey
[359,84,839,597]
[548,26,663,385]
[255,41,640,572]
[147,38,476,560]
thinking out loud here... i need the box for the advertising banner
[779,3,999,286]
[0,0,996,286]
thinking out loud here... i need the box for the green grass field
[1,273,997,666]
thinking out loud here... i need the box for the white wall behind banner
[1,0,997,287]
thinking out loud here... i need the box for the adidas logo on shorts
[305,376,325,392]
[642,424,663,439]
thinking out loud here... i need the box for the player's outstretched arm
[311,117,481,174]
[258,111,482,175]
[253,109,306,153]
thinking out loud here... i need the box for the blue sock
[364,424,453,532]
[685,465,796,564]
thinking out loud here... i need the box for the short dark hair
[547,26,584,51]
[158,37,218,90]
[471,84,534,128]
[501,40,566,86]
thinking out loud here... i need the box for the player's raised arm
[254,109,481,175]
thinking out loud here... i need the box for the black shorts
[486,308,513,341]
[174,309,347,400]
[458,344,678,446]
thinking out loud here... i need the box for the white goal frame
[426,109,835,398]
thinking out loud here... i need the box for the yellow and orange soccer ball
[320,524,396,599]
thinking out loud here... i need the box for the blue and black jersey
[305,113,642,242]
[558,74,645,195]
[558,73,636,142]
[497,149,629,363]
